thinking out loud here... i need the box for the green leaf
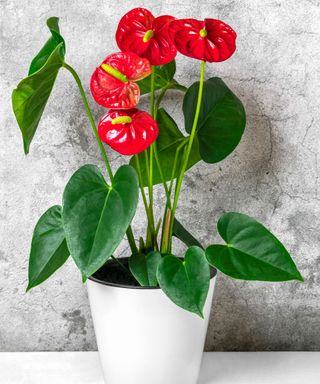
[206,212,303,282]
[173,218,203,249]
[27,205,69,291]
[29,17,65,75]
[62,164,139,278]
[183,77,246,163]
[130,108,201,186]
[129,251,162,287]
[157,246,210,317]
[137,60,186,94]
[12,18,65,154]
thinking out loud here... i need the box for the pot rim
[88,257,217,290]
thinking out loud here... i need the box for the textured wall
[1,0,319,352]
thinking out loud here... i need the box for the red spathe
[116,8,177,66]
[90,52,151,109]
[169,18,237,62]
[98,109,159,155]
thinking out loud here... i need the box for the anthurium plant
[12,9,303,317]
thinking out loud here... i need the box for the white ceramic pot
[87,263,216,384]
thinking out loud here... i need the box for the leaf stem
[154,83,171,119]
[143,149,155,245]
[172,83,188,93]
[168,60,206,252]
[160,207,172,254]
[126,226,137,255]
[110,255,131,274]
[160,142,186,253]
[153,143,171,206]
[135,156,153,225]
[168,140,187,196]
[63,62,138,255]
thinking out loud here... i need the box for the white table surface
[1,352,319,383]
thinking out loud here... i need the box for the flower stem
[153,143,171,205]
[150,66,156,116]
[147,66,156,248]
[135,155,154,241]
[63,62,138,255]
[168,60,206,252]
[160,142,186,253]
[144,149,155,246]
[62,63,113,182]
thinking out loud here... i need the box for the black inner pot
[89,257,217,289]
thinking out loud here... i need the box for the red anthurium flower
[90,52,151,109]
[98,109,158,156]
[169,18,237,62]
[116,8,177,66]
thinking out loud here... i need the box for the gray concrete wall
[1,0,319,351]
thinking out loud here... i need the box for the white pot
[87,263,216,384]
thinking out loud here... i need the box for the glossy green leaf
[129,251,161,287]
[183,77,246,163]
[130,108,201,186]
[27,205,69,291]
[157,246,210,317]
[173,218,203,249]
[62,164,139,278]
[206,212,303,281]
[12,18,65,154]
[137,60,186,94]
[29,17,65,75]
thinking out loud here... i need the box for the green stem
[143,149,155,243]
[168,140,187,196]
[160,207,171,254]
[63,62,138,255]
[160,143,186,253]
[150,66,156,116]
[135,155,155,247]
[149,66,156,212]
[135,156,153,224]
[153,143,171,206]
[172,83,188,93]
[62,63,113,181]
[168,60,206,252]
[110,255,131,274]
[154,83,171,119]
[149,146,154,209]
[148,66,156,247]
[126,226,137,254]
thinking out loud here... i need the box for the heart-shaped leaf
[172,218,203,249]
[206,212,303,281]
[137,60,186,94]
[12,17,65,154]
[27,205,69,291]
[183,77,246,163]
[130,108,201,186]
[157,246,210,317]
[129,251,161,287]
[62,164,139,278]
